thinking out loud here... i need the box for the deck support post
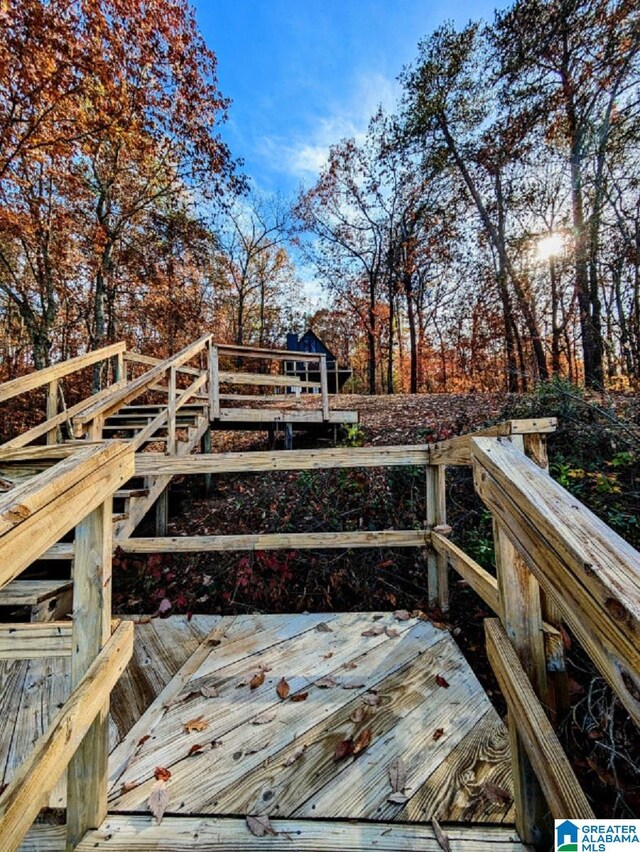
[45,379,59,445]
[522,433,570,725]
[426,464,448,611]
[493,436,550,849]
[66,497,112,849]
[207,342,220,420]
[284,423,293,450]
[201,427,213,494]
[155,486,169,536]
[319,355,329,421]
[167,366,177,454]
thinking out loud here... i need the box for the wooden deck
[12,611,527,850]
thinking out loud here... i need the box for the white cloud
[258,70,401,181]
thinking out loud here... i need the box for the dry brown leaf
[353,727,373,755]
[250,671,266,690]
[343,661,358,669]
[388,756,407,793]
[316,676,339,688]
[432,817,452,851]
[322,651,334,659]
[276,678,290,699]
[334,738,355,761]
[361,624,385,637]
[342,679,366,689]
[154,766,171,782]
[350,706,367,723]
[283,744,307,766]
[137,734,151,747]
[188,743,206,757]
[183,715,208,733]
[244,741,271,755]
[200,684,219,699]
[393,609,411,621]
[316,622,334,633]
[435,674,450,689]
[253,711,276,725]
[163,690,199,708]
[387,791,409,805]
[385,626,400,638]
[290,691,309,702]
[246,814,277,837]
[149,780,169,825]
[482,780,512,805]
[120,780,139,794]
[432,728,445,741]
[362,692,381,706]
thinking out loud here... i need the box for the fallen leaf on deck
[250,671,266,690]
[350,706,367,723]
[432,817,452,851]
[163,690,199,708]
[362,692,381,706]
[393,609,411,621]
[387,792,409,805]
[343,661,358,669]
[316,676,339,688]
[253,711,276,725]
[435,674,450,689]
[385,627,400,638]
[246,814,277,837]
[200,684,219,699]
[334,738,355,761]
[183,716,208,733]
[283,744,307,766]
[482,780,512,805]
[342,679,366,689]
[149,780,169,825]
[244,741,271,755]
[362,624,385,636]
[353,727,373,755]
[388,756,406,792]
[316,622,333,633]
[154,766,172,782]
[120,780,139,794]
[290,691,308,702]
[433,728,445,741]
[276,678,290,699]
[137,734,151,747]
[322,651,334,659]
[188,743,207,756]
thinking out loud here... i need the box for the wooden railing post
[208,342,220,420]
[319,355,329,421]
[66,497,112,848]
[426,464,449,611]
[522,433,571,724]
[45,379,59,445]
[114,350,125,384]
[167,366,177,454]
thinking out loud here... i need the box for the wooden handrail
[473,435,640,725]
[0,621,133,852]
[72,334,211,431]
[216,342,324,361]
[0,342,126,403]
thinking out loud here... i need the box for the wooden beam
[0,342,126,403]
[0,620,121,660]
[431,532,500,614]
[485,619,594,819]
[472,435,640,726]
[118,529,431,553]
[219,371,321,389]
[216,343,324,361]
[430,420,557,466]
[66,498,113,846]
[0,443,134,587]
[0,621,133,852]
[426,465,448,611]
[123,351,204,378]
[134,445,430,476]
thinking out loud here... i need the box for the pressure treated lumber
[430,419,557,466]
[219,370,321,389]
[118,529,431,553]
[216,342,324,361]
[431,532,500,614]
[135,444,430,475]
[0,619,121,660]
[485,619,594,819]
[0,442,134,587]
[472,436,640,725]
[0,342,125,403]
[0,621,133,852]
[214,407,358,424]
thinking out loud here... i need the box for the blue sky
[193,1,510,198]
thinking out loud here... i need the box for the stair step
[0,579,73,622]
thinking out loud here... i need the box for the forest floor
[112,388,640,818]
